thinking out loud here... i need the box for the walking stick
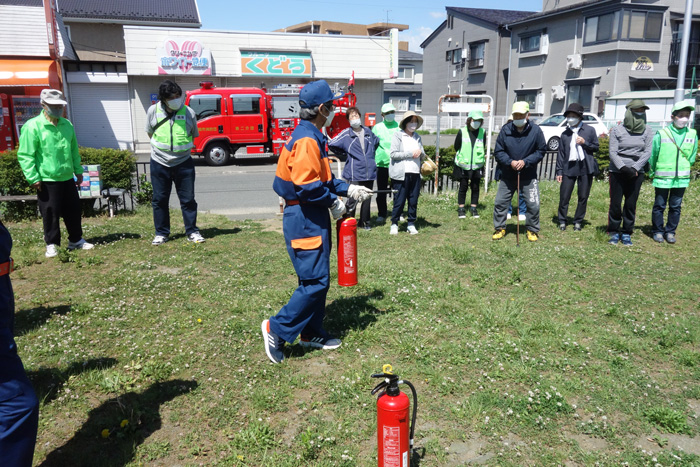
[516,170,520,247]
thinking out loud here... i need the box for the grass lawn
[5,179,700,466]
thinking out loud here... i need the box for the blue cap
[299,80,344,109]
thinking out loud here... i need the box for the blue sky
[197,0,543,52]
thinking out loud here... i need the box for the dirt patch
[688,399,700,418]
[634,433,700,456]
[258,217,283,234]
[569,433,609,451]
[157,266,183,275]
[446,435,495,465]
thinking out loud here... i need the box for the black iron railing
[670,39,700,67]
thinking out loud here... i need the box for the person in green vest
[649,101,698,244]
[453,110,486,218]
[146,80,203,245]
[371,103,400,224]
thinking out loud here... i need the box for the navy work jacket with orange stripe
[273,120,349,279]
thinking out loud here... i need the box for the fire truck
[185,82,356,166]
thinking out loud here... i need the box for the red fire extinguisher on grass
[371,364,418,467]
[337,217,357,286]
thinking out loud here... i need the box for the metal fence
[422,150,560,193]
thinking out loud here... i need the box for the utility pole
[674,0,694,103]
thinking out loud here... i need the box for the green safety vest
[655,127,696,181]
[151,104,194,153]
[454,127,485,170]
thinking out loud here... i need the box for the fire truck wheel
[204,143,231,166]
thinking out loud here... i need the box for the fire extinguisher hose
[399,379,418,451]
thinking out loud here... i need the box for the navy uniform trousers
[0,221,39,467]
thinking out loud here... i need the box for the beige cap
[40,89,67,106]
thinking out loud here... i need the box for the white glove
[347,184,373,203]
[330,198,346,220]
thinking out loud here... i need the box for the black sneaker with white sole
[261,319,285,363]
[299,334,341,350]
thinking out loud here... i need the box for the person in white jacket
[389,111,426,235]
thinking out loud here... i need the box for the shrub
[79,147,136,191]
[596,136,610,177]
[424,145,457,179]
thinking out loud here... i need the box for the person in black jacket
[492,102,546,242]
[555,103,599,231]
[0,220,40,467]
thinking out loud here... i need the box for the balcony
[670,39,700,67]
[468,58,484,69]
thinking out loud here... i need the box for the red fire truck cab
[185,82,356,166]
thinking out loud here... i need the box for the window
[391,98,409,112]
[520,34,540,53]
[567,85,593,112]
[446,50,453,62]
[539,115,566,126]
[582,115,597,122]
[448,15,454,29]
[189,95,222,120]
[515,91,537,112]
[327,30,341,35]
[585,9,662,44]
[468,42,485,68]
[397,67,414,80]
[415,99,422,112]
[452,49,462,64]
[231,95,260,115]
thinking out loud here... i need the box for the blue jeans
[507,192,527,216]
[150,158,199,236]
[652,187,686,235]
[391,173,421,225]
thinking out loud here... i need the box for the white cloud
[401,26,434,53]
[429,11,445,19]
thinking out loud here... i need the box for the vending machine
[10,95,42,142]
[0,94,13,151]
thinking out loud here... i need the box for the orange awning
[0,59,57,87]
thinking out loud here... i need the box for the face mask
[384,114,395,122]
[166,97,184,111]
[470,121,482,130]
[567,117,581,127]
[513,118,527,128]
[350,118,362,129]
[633,111,645,117]
[323,109,335,127]
[406,123,418,132]
[673,117,689,129]
[44,105,64,119]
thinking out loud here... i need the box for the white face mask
[633,111,645,117]
[567,117,581,127]
[470,121,482,130]
[323,109,335,127]
[406,123,418,132]
[349,118,362,129]
[166,97,184,111]
[673,117,689,129]
[513,118,527,128]
[384,114,395,122]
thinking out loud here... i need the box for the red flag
[349,71,355,87]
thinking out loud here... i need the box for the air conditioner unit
[552,85,566,100]
[566,54,582,70]
[462,48,468,60]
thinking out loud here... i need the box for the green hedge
[0,147,136,220]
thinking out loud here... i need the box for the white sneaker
[67,238,94,250]
[152,235,168,246]
[518,214,526,221]
[187,231,206,243]
[390,224,399,235]
[507,213,512,219]
[45,244,58,258]
[407,225,419,235]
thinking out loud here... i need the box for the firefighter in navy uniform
[261,80,372,364]
[0,220,39,467]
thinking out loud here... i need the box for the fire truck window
[190,95,222,120]
[231,96,260,115]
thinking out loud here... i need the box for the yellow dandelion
[101,429,110,438]
[237,455,244,460]
[197,318,202,323]
[120,419,129,428]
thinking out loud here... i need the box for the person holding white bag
[389,111,426,235]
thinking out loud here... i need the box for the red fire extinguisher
[371,364,418,467]
[337,217,357,287]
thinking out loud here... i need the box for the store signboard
[389,28,399,79]
[241,51,312,77]
[157,39,212,75]
[631,56,653,72]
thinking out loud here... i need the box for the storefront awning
[0,59,56,87]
